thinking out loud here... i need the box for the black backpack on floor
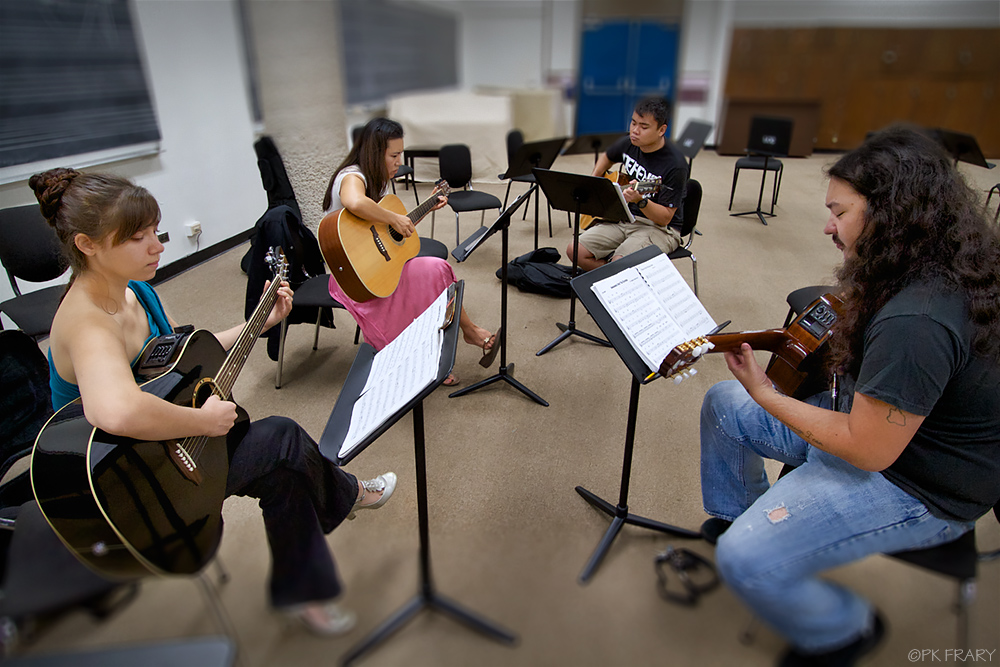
[497,247,574,298]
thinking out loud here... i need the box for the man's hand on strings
[725,343,774,400]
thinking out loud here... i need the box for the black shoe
[700,518,732,545]
[778,612,886,667]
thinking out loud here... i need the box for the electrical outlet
[157,231,170,243]
[185,221,202,237]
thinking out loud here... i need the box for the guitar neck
[406,190,443,224]
[215,269,283,397]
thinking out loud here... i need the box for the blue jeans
[700,380,973,652]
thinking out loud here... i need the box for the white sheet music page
[590,253,716,373]
[338,287,448,458]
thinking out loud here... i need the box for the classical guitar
[318,180,451,303]
[659,293,843,398]
[580,171,662,230]
[30,250,288,579]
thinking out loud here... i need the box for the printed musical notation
[590,253,716,374]
[339,287,449,458]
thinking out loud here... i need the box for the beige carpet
[20,150,1000,666]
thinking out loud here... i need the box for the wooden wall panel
[723,28,1000,156]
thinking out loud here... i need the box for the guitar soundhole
[387,227,404,244]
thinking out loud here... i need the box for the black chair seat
[418,237,449,260]
[446,190,502,214]
[888,529,979,581]
[291,275,345,310]
[1,286,65,338]
[736,156,782,171]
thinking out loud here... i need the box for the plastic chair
[0,205,69,340]
[667,179,703,296]
[729,156,783,215]
[436,144,502,246]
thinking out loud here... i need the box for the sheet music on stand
[590,253,716,374]
[339,286,450,459]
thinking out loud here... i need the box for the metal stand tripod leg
[537,210,611,356]
[576,376,700,584]
[341,402,517,665]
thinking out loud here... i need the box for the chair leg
[956,579,976,650]
[312,309,322,350]
[502,181,512,209]
[455,212,461,247]
[547,201,553,238]
[275,318,288,389]
[769,166,782,215]
[729,167,740,210]
[411,175,419,206]
[691,255,698,297]
[522,186,532,220]
[196,571,242,666]
[353,324,361,345]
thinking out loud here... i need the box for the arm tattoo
[788,423,824,447]
[886,406,907,427]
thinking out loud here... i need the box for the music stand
[318,282,517,665]
[504,136,569,251]
[569,246,701,583]
[449,190,549,406]
[731,115,793,226]
[930,128,996,169]
[563,132,627,164]
[675,120,713,175]
[532,168,622,356]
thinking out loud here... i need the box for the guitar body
[659,293,843,398]
[31,330,249,579]
[318,194,421,303]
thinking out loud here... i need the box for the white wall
[0,0,265,322]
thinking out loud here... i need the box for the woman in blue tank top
[31,167,395,636]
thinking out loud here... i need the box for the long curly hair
[827,126,1000,376]
[322,117,403,211]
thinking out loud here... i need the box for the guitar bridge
[369,225,392,262]
[166,441,203,485]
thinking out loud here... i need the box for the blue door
[576,19,680,136]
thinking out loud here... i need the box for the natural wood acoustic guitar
[659,293,843,398]
[318,180,450,303]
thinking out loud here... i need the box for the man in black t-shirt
[567,97,688,272]
[697,127,1000,666]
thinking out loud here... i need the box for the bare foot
[463,325,494,351]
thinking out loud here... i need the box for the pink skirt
[328,256,457,351]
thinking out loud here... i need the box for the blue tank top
[49,281,174,410]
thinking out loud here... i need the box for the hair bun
[28,168,81,224]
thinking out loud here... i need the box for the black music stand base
[575,486,700,584]
[574,376,700,584]
[450,362,548,406]
[342,590,516,666]
[340,402,517,665]
[538,319,612,355]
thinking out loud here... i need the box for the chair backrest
[677,178,702,239]
[439,144,473,189]
[506,130,524,163]
[0,330,52,479]
[0,205,67,294]
[253,136,300,217]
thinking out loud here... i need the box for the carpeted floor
[18,149,1000,666]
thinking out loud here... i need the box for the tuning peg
[673,375,684,385]
[689,368,697,376]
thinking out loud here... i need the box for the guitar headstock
[636,177,661,195]
[431,178,452,199]
[264,246,288,281]
[659,336,714,385]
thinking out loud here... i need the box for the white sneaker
[282,601,356,636]
[348,472,397,520]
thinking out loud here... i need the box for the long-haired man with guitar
[320,118,498,385]
[567,97,687,272]
[30,168,397,636]
[698,127,1000,665]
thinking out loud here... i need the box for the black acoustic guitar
[30,250,287,579]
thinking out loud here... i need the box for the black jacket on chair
[245,205,334,361]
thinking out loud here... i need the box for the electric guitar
[30,250,288,578]
[318,180,451,303]
[580,171,662,230]
[659,293,843,398]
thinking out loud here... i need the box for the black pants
[224,416,358,608]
